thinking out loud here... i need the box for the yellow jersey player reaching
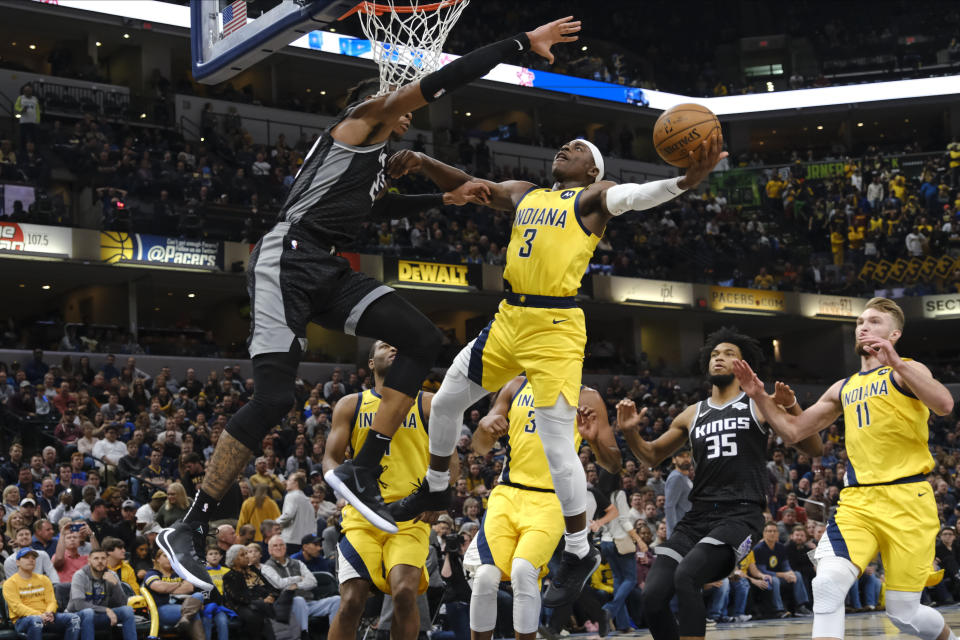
[732,297,956,640]
[463,376,621,640]
[386,128,726,608]
[322,341,452,640]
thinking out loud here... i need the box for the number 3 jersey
[687,391,769,505]
[502,186,600,297]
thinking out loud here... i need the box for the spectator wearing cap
[290,533,334,573]
[86,498,121,546]
[135,490,166,534]
[19,497,38,530]
[172,387,197,415]
[3,547,81,640]
[5,525,60,583]
[9,381,36,416]
[102,536,141,596]
[276,473,315,556]
[115,500,139,550]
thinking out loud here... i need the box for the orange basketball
[653,103,721,168]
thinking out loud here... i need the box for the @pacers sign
[398,261,470,287]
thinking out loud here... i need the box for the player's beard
[708,373,735,388]
[855,341,869,356]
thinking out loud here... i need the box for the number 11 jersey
[687,391,769,505]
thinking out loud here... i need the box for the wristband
[784,398,798,409]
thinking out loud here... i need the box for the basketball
[653,103,721,168]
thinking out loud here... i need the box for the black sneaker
[324,461,397,533]
[542,547,601,609]
[387,480,452,523]
[157,521,214,591]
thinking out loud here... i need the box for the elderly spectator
[222,544,280,640]
[260,534,340,637]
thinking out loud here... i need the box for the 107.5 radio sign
[0,222,73,256]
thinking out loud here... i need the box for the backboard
[191,0,358,84]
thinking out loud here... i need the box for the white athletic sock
[426,468,449,493]
[564,527,590,559]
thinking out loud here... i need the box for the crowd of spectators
[0,347,958,636]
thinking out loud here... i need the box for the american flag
[221,0,247,38]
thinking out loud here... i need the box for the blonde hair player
[386,128,725,608]
[733,297,956,640]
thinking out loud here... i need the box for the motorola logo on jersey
[560,190,576,199]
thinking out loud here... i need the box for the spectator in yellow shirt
[248,456,285,501]
[102,536,141,596]
[889,174,907,200]
[236,483,281,541]
[753,267,775,290]
[830,228,846,266]
[765,176,785,212]
[847,225,865,251]
[2,548,81,639]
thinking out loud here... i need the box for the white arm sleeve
[604,177,686,216]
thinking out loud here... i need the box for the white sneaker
[735,614,752,623]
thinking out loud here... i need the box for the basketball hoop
[339,0,470,95]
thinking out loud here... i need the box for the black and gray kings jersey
[280,106,388,247]
[687,391,769,506]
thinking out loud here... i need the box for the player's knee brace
[535,398,586,515]
[469,564,501,632]
[810,557,859,640]
[886,590,946,640]
[226,350,298,453]
[511,558,541,634]
[427,365,488,458]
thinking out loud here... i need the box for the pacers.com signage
[709,286,785,313]
[387,259,481,291]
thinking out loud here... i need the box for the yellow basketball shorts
[338,506,430,595]
[814,482,939,591]
[474,484,565,580]
[466,300,586,408]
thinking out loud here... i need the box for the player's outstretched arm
[388,149,533,211]
[859,336,955,416]
[321,393,361,475]
[577,388,622,474]
[337,18,580,146]
[733,360,842,445]
[615,398,690,469]
[472,377,523,455]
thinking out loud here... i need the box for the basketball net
[342,0,470,95]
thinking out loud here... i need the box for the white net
[351,0,471,95]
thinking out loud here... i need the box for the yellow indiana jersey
[839,363,933,486]
[501,378,582,490]
[502,187,601,297]
[350,389,429,502]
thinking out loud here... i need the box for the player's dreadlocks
[698,326,764,374]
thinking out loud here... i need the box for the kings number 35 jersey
[687,391,769,505]
[281,105,388,247]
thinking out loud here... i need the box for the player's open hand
[858,335,900,367]
[478,414,509,439]
[678,130,728,190]
[444,181,491,206]
[526,16,581,65]
[732,359,764,398]
[770,381,796,408]
[576,405,600,440]
[387,149,422,178]
[615,398,646,433]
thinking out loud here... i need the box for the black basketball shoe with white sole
[157,521,215,591]
[324,460,398,533]
[542,546,601,608]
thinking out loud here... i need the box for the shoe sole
[542,552,602,609]
[324,469,398,534]
[157,528,215,592]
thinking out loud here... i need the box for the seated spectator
[155,482,190,528]
[131,536,154,582]
[223,544,280,640]
[31,518,58,557]
[2,548,81,640]
[144,548,205,640]
[67,548,138,640]
[203,546,231,640]
[260,534,340,637]
[4,525,60,583]
[102,536,141,596]
[290,533,334,573]
[753,522,812,616]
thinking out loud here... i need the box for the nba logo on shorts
[291,239,298,250]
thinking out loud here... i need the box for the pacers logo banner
[385,259,480,291]
[709,286,785,313]
[100,232,223,268]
